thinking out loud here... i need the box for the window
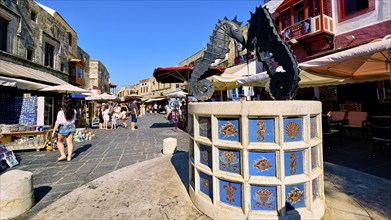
[0,17,8,52]
[308,0,321,17]
[68,32,72,46]
[27,49,33,61]
[60,62,64,72]
[281,9,291,30]
[30,11,37,22]
[44,42,54,68]
[294,2,304,23]
[339,0,374,21]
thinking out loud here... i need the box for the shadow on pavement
[72,144,92,159]
[150,123,175,128]
[170,151,189,190]
[34,186,52,203]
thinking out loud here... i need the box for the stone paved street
[6,113,188,219]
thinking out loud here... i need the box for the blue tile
[188,115,194,137]
[199,172,213,200]
[312,178,319,201]
[284,118,303,142]
[199,144,212,169]
[284,151,304,176]
[199,116,211,139]
[285,183,305,210]
[311,146,317,170]
[249,151,276,177]
[220,180,242,207]
[251,185,277,210]
[219,149,241,174]
[310,117,317,139]
[218,118,240,142]
[249,118,275,143]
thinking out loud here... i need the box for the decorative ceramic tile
[190,141,194,163]
[249,151,276,177]
[312,178,319,201]
[198,116,211,139]
[249,118,275,143]
[199,172,213,200]
[284,150,304,176]
[188,114,194,137]
[219,149,241,174]
[190,165,195,190]
[285,183,305,210]
[283,118,303,142]
[219,180,242,207]
[251,185,277,211]
[199,144,212,169]
[311,146,318,170]
[310,116,317,139]
[218,118,240,142]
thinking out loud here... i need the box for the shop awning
[153,66,225,83]
[299,36,391,79]
[0,60,69,85]
[145,98,166,103]
[0,75,49,90]
[85,93,117,101]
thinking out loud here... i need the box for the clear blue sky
[37,0,264,88]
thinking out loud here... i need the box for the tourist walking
[52,97,77,162]
[98,106,104,129]
[120,106,128,128]
[130,99,139,131]
[102,105,110,130]
[171,105,181,132]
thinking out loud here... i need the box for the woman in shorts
[52,98,77,162]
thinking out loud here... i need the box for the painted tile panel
[188,114,194,137]
[312,178,319,201]
[310,116,317,139]
[219,149,241,174]
[249,118,275,143]
[249,151,276,177]
[218,118,240,142]
[284,118,303,142]
[199,172,213,200]
[251,185,277,211]
[285,183,305,210]
[311,146,318,170]
[284,150,304,176]
[219,180,242,207]
[199,116,211,139]
[199,144,212,169]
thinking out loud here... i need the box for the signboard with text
[282,18,312,42]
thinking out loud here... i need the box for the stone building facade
[89,60,110,93]
[137,78,151,98]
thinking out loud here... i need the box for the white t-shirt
[55,109,77,125]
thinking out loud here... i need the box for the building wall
[138,78,151,98]
[89,60,110,93]
[0,0,71,81]
[77,46,90,89]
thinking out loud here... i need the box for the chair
[322,115,342,148]
[342,111,368,137]
[329,111,345,129]
[367,116,391,156]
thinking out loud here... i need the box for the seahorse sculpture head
[189,17,246,100]
[247,6,300,100]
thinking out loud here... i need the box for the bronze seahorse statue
[189,17,246,100]
[190,6,300,100]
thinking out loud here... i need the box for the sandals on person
[67,157,72,162]
[57,155,67,161]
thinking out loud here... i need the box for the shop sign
[282,18,312,42]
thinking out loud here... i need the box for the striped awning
[0,60,68,85]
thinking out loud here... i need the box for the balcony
[69,76,84,86]
[282,15,334,42]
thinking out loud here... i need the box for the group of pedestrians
[97,100,139,131]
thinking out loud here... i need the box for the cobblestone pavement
[6,113,188,219]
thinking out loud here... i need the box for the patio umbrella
[165,90,188,98]
[153,66,225,83]
[85,93,117,101]
[299,36,391,79]
[40,84,90,94]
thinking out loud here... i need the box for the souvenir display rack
[0,130,50,151]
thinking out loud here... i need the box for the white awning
[299,37,391,78]
[0,75,49,90]
[0,60,69,85]
[145,98,165,103]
